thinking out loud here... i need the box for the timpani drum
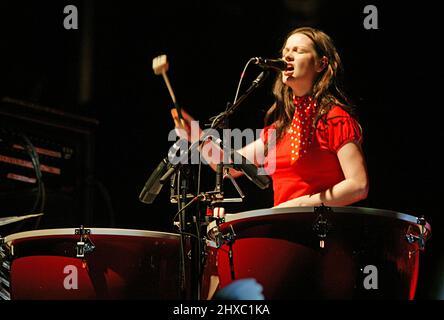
[202,206,431,299]
[0,228,182,300]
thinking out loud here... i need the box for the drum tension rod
[224,225,237,280]
[210,223,237,279]
[75,226,95,258]
[405,216,427,253]
[313,204,332,249]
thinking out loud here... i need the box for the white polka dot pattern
[290,95,316,165]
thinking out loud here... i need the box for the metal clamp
[212,224,236,249]
[75,226,95,258]
[313,204,332,249]
[405,216,427,252]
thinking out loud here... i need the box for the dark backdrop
[0,0,442,299]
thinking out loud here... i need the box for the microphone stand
[210,71,269,129]
[197,70,270,292]
[158,70,270,300]
[163,141,198,300]
[177,164,189,299]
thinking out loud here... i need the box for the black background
[0,0,442,299]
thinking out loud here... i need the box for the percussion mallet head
[152,54,169,75]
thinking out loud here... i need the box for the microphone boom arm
[211,71,269,129]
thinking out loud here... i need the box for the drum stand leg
[228,242,235,280]
[224,225,237,281]
[177,168,189,299]
[176,165,203,300]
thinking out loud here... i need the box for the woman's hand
[171,108,202,143]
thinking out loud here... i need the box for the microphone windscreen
[230,149,270,190]
[139,158,169,204]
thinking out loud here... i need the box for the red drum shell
[2,228,182,300]
[202,206,431,299]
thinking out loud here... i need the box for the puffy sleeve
[316,106,363,153]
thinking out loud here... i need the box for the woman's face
[281,33,324,92]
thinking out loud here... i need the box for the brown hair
[264,27,355,143]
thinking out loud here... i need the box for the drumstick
[152,54,185,123]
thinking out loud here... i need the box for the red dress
[261,105,363,206]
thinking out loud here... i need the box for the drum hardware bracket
[224,225,236,241]
[209,164,245,206]
[405,216,427,253]
[212,223,238,281]
[223,166,245,200]
[76,239,95,259]
[217,224,237,280]
[313,204,332,249]
[210,222,237,248]
[75,226,95,258]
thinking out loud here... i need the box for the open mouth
[284,65,294,75]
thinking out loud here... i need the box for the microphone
[139,138,189,204]
[252,57,287,71]
[207,134,271,190]
[229,149,271,190]
[139,157,170,204]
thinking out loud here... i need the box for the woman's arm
[275,141,369,207]
[201,138,265,178]
[171,108,266,178]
